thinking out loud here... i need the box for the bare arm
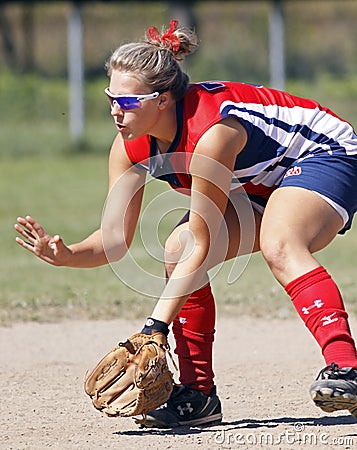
[15,133,146,268]
[151,118,248,323]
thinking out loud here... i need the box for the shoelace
[316,362,340,380]
[316,362,356,381]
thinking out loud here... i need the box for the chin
[122,130,144,141]
[120,131,134,140]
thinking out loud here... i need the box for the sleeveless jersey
[124,81,357,198]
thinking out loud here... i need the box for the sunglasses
[104,88,160,110]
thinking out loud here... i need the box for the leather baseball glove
[84,332,174,420]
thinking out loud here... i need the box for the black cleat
[137,385,222,428]
[310,362,357,420]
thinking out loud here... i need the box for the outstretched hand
[14,215,72,266]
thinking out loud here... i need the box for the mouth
[115,122,126,132]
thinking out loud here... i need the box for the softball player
[15,21,357,427]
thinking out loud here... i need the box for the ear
[157,93,170,110]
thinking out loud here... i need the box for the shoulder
[183,81,231,110]
[181,82,248,150]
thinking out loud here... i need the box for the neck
[151,102,177,154]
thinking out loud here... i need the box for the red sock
[286,266,357,368]
[172,284,215,395]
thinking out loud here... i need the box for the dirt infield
[1,317,357,450]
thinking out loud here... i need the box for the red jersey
[124,81,356,198]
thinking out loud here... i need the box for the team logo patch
[284,166,302,178]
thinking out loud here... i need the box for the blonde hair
[106,23,198,100]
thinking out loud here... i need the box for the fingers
[16,215,47,239]
[14,223,36,243]
[49,235,62,252]
[16,215,35,228]
[16,216,36,237]
[27,216,47,239]
[15,236,38,256]
[14,215,47,253]
[15,217,35,249]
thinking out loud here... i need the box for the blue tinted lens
[115,97,142,110]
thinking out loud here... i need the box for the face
[108,71,163,140]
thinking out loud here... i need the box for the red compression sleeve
[286,266,357,368]
[172,284,216,395]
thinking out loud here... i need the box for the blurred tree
[0,2,35,73]
[0,5,18,70]
[169,0,197,29]
[22,1,35,73]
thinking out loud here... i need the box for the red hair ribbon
[147,20,180,52]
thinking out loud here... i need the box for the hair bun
[146,20,198,61]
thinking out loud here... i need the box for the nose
[110,101,123,116]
